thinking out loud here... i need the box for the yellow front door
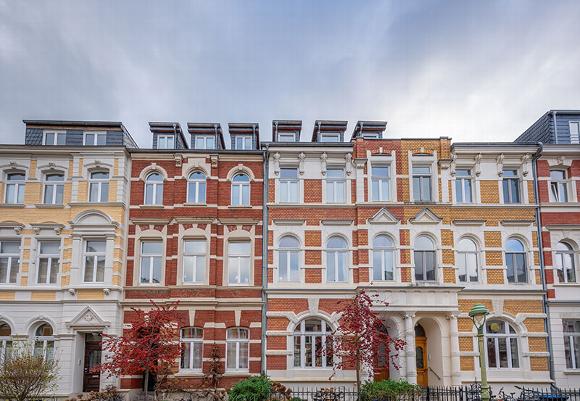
[415,337,428,387]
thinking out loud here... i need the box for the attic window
[84,132,107,146]
[570,121,580,144]
[194,135,216,149]
[278,132,298,142]
[157,135,175,149]
[233,135,253,150]
[320,132,341,143]
[362,132,381,139]
[43,131,66,146]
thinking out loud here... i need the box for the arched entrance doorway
[415,324,428,387]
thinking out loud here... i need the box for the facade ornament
[48,162,56,169]
[557,155,565,165]
[14,225,23,235]
[497,153,504,176]
[450,153,456,176]
[521,154,530,177]
[9,161,16,168]
[345,153,353,176]
[320,152,328,176]
[68,288,76,296]
[210,154,219,168]
[474,153,482,176]
[103,288,111,296]
[273,152,281,176]
[174,154,183,167]
[298,152,306,176]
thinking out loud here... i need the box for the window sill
[229,205,252,208]
[223,371,250,376]
[183,203,207,207]
[174,370,204,377]
[35,204,65,209]
[0,203,25,208]
[563,369,580,375]
[553,283,580,287]
[139,205,164,209]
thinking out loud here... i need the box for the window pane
[293,336,301,367]
[565,336,573,369]
[516,254,527,282]
[152,257,161,283]
[230,242,250,255]
[156,184,163,204]
[183,256,194,282]
[195,256,206,282]
[96,256,105,282]
[2,241,20,254]
[226,343,236,368]
[84,256,94,281]
[510,339,519,368]
[458,253,467,282]
[413,166,430,174]
[373,251,383,280]
[280,168,298,179]
[327,252,336,282]
[413,177,421,200]
[327,168,344,178]
[455,179,463,203]
[142,241,162,255]
[425,251,435,280]
[44,185,53,203]
[464,179,472,202]
[414,252,424,281]
[506,254,515,282]
[242,184,250,205]
[498,338,508,368]
[38,259,49,283]
[421,177,431,201]
[86,240,106,253]
[290,251,299,281]
[89,183,99,202]
[487,338,497,368]
[279,251,288,281]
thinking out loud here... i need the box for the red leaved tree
[97,301,184,400]
[332,290,406,394]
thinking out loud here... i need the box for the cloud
[0,0,579,146]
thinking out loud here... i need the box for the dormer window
[570,121,580,144]
[193,135,216,150]
[232,135,253,150]
[362,132,381,139]
[83,132,107,146]
[320,132,341,143]
[278,132,298,142]
[43,131,66,146]
[157,135,175,149]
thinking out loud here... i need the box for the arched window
[33,323,55,361]
[485,320,519,369]
[373,235,395,281]
[5,171,25,204]
[326,236,348,282]
[182,239,206,283]
[89,171,109,203]
[414,235,436,281]
[506,238,527,283]
[226,328,249,371]
[554,242,576,283]
[293,318,333,368]
[43,173,64,205]
[187,171,206,204]
[279,235,300,282]
[228,241,251,285]
[0,323,11,362]
[457,238,479,283]
[231,173,250,206]
[144,172,163,205]
[180,327,203,370]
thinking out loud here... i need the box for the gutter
[261,146,269,375]
[532,142,555,381]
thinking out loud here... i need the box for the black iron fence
[268,385,580,401]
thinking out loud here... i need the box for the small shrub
[228,375,272,401]
[360,379,421,401]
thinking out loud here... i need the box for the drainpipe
[552,111,558,144]
[532,142,555,381]
[261,146,269,375]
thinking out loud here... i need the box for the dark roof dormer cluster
[188,123,225,150]
[311,120,348,143]
[229,123,260,150]
[149,122,189,150]
[352,120,387,140]
[273,120,302,142]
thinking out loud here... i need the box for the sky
[1,0,580,147]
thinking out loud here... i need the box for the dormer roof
[272,120,302,142]
[187,123,225,150]
[352,120,387,140]
[229,123,259,150]
[311,120,348,142]
[148,122,189,149]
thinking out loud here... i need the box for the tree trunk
[144,369,149,401]
[356,352,361,400]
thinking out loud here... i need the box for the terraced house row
[0,110,579,397]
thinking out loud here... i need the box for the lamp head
[468,304,489,329]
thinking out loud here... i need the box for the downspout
[552,111,558,144]
[261,146,269,375]
[532,142,555,381]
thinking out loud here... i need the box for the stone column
[449,313,462,385]
[404,312,417,384]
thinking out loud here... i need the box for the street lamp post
[469,304,490,401]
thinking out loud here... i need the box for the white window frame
[157,135,175,149]
[502,169,521,204]
[187,172,206,204]
[570,121,580,144]
[43,173,65,205]
[43,131,66,145]
[83,131,107,146]
[194,135,216,149]
[371,164,391,202]
[412,165,433,202]
[180,327,203,371]
[226,328,249,371]
[231,173,250,207]
[140,240,163,285]
[485,321,519,369]
[0,240,20,284]
[33,324,55,361]
[278,132,298,142]
[457,238,479,283]
[325,167,346,204]
[373,235,395,281]
[362,132,381,139]
[292,319,333,369]
[4,171,25,204]
[506,238,528,284]
[564,320,580,369]
[278,235,300,282]
[144,172,163,205]
[89,170,110,203]
[233,135,253,150]
[83,239,106,283]
[319,133,341,143]
[227,241,251,285]
[0,323,11,363]
[36,240,60,285]
[182,239,206,284]
[279,167,299,203]
[414,236,436,282]
[550,170,569,203]
[326,236,348,283]
[455,168,474,203]
[554,242,576,283]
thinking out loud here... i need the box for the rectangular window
[226,328,249,371]
[412,166,432,202]
[43,131,66,145]
[0,240,20,284]
[43,174,65,205]
[279,167,299,203]
[278,132,298,142]
[319,133,341,143]
[502,170,521,204]
[140,241,163,284]
[194,135,216,149]
[83,132,107,146]
[326,168,346,203]
[550,170,569,202]
[83,240,105,283]
[564,320,580,369]
[371,165,390,201]
[157,135,175,149]
[362,132,381,139]
[455,169,473,203]
[182,240,206,283]
[228,241,251,285]
[89,171,110,203]
[570,122,580,144]
[233,135,253,150]
[5,172,25,204]
[37,240,60,284]
[180,328,203,370]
